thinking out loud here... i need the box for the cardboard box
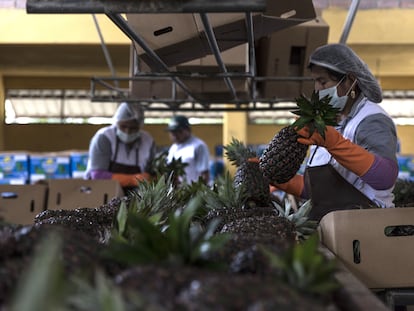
[175,44,249,101]
[256,17,329,99]
[132,45,249,101]
[69,151,89,179]
[0,152,29,185]
[130,60,187,101]
[47,179,124,211]
[127,0,316,68]
[0,184,47,225]
[397,155,414,181]
[318,208,414,289]
[29,153,71,183]
[128,0,316,101]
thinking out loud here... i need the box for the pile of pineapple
[0,92,343,310]
[1,147,338,311]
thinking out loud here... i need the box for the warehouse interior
[1,1,414,310]
[1,0,414,157]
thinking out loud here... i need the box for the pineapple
[259,91,338,184]
[224,138,271,207]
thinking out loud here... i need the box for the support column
[222,111,248,176]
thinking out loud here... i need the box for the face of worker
[116,119,141,144]
[169,127,190,144]
[310,65,352,97]
[117,119,140,134]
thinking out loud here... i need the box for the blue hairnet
[309,44,382,103]
[113,102,144,125]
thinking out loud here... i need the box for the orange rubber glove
[248,157,259,163]
[253,157,304,197]
[111,172,151,187]
[297,126,375,176]
[270,174,304,198]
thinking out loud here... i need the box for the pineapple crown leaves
[224,137,257,167]
[67,270,128,311]
[10,232,131,311]
[260,234,340,296]
[164,196,231,265]
[167,156,188,178]
[291,90,340,140]
[174,178,211,208]
[202,172,249,212]
[273,199,318,241]
[10,233,67,311]
[125,174,178,226]
[106,194,231,267]
[113,175,179,249]
[150,150,188,179]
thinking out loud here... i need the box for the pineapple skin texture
[259,126,308,185]
[225,138,271,207]
[234,161,271,207]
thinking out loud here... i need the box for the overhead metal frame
[26,0,320,111]
[26,0,268,14]
[89,74,313,111]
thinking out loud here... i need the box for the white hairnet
[113,102,144,125]
[309,44,382,103]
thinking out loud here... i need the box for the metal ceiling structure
[25,0,343,112]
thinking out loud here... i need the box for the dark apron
[109,138,142,192]
[305,164,375,222]
[108,162,141,175]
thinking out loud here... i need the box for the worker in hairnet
[271,43,399,221]
[85,102,156,191]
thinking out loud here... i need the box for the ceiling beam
[26,0,266,14]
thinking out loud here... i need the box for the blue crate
[397,155,414,180]
[29,154,71,183]
[0,153,29,184]
[70,152,89,179]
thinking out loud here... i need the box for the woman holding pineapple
[260,44,399,221]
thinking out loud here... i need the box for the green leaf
[10,234,66,311]
[262,233,339,296]
[67,270,127,311]
[130,215,169,254]
[116,201,128,236]
[291,90,339,136]
[105,239,163,264]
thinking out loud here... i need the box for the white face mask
[318,77,357,111]
[116,128,140,144]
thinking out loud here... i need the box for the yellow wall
[395,125,414,156]
[5,123,413,158]
[2,123,225,155]
[322,8,414,85]
[1,7,414,157]
[0,10,129,44]
[2,123,280,155]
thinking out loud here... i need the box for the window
[6,89,118,124]
[5,88,414,125]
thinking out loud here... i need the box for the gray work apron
[305,164,375,222]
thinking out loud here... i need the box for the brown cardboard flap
[127,0,316,68]
[0,184,47,225]
[256,17,329,99]
[47,179,124,211]
[132,45,249,101]
[319,208,414,289]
